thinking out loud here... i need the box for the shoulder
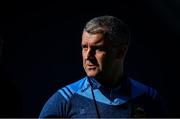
[57,76,88,101]
[129,78,168,117]
[39,77,88,118]
[129,77,159,99]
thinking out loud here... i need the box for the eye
[81,44,88,51]
[95,46,105,52]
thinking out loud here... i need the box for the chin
[87,74,96,78]
[86,72,98,78]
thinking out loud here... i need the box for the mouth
[86,64,97,69]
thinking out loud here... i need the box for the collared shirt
[39,76,167,118]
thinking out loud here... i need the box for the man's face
[81,31,117,78]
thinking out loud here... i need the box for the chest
[67,94,134,118]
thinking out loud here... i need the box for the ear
[116,45,128,59]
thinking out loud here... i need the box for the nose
[86,48,95,60]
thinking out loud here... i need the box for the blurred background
[0,0,179,117]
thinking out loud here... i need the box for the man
[39,15,167,118]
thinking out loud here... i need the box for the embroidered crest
[79,108,86,115]
[132,104,146,117]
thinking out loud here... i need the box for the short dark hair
[84,15,130,47]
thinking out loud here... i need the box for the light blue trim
[62,87,73,98]
[94,89,129,105]
[67,77,88,94]
[130,78,147,98]
[58,89,69,101]
[76,77,130,105]
[58,76,149,105]
[148,87,157,99]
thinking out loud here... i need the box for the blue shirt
[39,76,167,118]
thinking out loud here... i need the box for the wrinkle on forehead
[82,31,105,45]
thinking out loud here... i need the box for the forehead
[81,31,105,45]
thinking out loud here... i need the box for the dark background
[0,0,179,117]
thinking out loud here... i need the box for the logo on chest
[79,108,86,114]
[132,104,146,117]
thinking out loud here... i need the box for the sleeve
[146,87,169,117]
[39,91,68,118]
[131,85,169,117]
[153,92,169,117]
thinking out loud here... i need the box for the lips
[86,64,97,69]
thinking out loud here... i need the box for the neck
[96,65,124,89]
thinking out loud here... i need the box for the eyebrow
[81,43,104,47]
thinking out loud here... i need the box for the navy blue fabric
[39,76,167,118]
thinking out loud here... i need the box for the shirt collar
[87,76,101,89]
[87,75,131,97]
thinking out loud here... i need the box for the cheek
[82,56,86,65]
[96,53,106,66]
[102,53,115,67]
[82,52,85,60]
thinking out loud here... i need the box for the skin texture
[81,31,128,87]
